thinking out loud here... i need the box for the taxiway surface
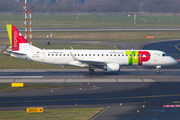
[1,82,180,120]
[0,69,180,82]
[1,28,180,32]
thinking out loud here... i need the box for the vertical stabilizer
[6,24,28,51]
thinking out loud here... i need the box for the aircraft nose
[171,57,178,65]
[174,59,178,64]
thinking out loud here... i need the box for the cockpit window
[162,54,167,57]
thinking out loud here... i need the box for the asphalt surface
[0,69,180,81]
[1,28,180,32]
[0,39,180,119]
[1,82,180,120]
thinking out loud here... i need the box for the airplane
[4,24,178,75]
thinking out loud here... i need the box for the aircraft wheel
[156,70,160,74]
[89,69,94,75]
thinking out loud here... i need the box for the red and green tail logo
[6,25,28,51]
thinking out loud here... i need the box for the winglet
[70,46,74,50]
[70,52,78,61]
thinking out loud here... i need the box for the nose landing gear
[156,66,161,74]
[89,68,94,75]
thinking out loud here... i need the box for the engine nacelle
[103,63,120,72]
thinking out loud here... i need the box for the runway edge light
[11,83,24,87]
[142,105,145,108]
[137,110,139,113]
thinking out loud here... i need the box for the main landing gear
[89,68,94,75]
[156,66,161,74]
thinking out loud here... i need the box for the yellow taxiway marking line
[175,44,180,51]
[1,94,180,104]
[173,101,180,103]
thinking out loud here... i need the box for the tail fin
[6,24,28,51]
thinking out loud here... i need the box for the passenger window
[118,54,120,56]
[102,54,104,56]
[114,54,116,56]
[89,54,91,56]
[106,54,108,56]
[82,54,83,56]
[110,54,112,56]
[74,54,76,56]
[93,54,95,56]
[78,54,79,56]
[64,54,65,56]
[98,54,99,56]
[85,54,87,56]
[67,54,69,56]
[60,54,61,56]
[52,54,54,56]
[56,54,58,56]
[122,54,124,56]
[126,55,128,56]
[48,54,50,56]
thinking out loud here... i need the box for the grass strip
[1,15,180,29]
[0,83,72,92]
[0,107,104,120]
[1,30,180,42]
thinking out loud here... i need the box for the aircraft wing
[79,60,106,66]
[69,52,107,67]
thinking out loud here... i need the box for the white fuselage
[12,48,177,68]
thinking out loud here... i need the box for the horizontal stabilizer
[4,51,26,56]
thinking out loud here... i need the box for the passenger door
[41,52,45,62]
[153,53,158,61]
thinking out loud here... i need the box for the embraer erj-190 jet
[5,25,177,74]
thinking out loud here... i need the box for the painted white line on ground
[66,79,92,82]
[40,79,65,82]
[15,79,42,83]
[0,76,43,79]
[143,79,155,82]
[0,78,179,83]
[118,79,142,82]
[90,106,111,120]
[0,79,14,83]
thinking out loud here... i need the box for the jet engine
[103,63,120,72]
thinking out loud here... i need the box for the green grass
[1,15,180,42]
[1,15,180,29]
[0,83,72,92]
[0,44,118,69]
[0,108,104,120]
[1,30,180,42]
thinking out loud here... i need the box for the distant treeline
[0,0,180,13]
